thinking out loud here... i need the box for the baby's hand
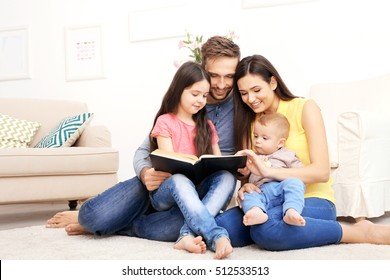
[258,155,271,167]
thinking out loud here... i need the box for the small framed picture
[0,26,30,81]
[65,24,104,81]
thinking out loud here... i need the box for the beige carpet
[1,225,389,260]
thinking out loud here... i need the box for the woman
[216,54,390,250]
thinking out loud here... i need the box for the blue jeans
[149,171,235,251]
[216,197,343,250]
[78,171,234,244]
[79,175,342,251]
[242,178,305,215]
[78,177,151,236]
[79,176,184,241]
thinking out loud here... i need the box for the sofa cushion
[0,147,118,177]
[35,113,93,148]
[0,113,41,148]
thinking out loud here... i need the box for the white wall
[1,0,389,181]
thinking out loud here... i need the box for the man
[46,36,241,242]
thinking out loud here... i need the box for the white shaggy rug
[1,225,390,260]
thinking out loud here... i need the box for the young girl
[148,61,235,259]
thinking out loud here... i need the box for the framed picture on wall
[65,24,104,81]
[0,26,30,81]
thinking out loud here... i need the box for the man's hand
[140,167,171,191]
[236,182,261,208]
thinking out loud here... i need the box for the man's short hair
[201,36,240,67]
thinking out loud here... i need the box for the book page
[151,149,199,164]
[199,154,244,159]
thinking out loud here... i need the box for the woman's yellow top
[255,98,335,204]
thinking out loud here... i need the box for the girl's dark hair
[150,61,213,157]
[233,55,298,151]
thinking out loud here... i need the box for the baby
[241,112,306,227]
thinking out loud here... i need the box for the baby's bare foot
[283,208,306,226]
[174,236,206,254]
[46,211,79,228]
[214,237,233,260]
[243,207,268,226]
[65,223,91,235]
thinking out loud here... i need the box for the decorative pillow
[0,138,28,148]
[35,113,93,148]
[0,113,41,148]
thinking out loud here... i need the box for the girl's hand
[237,182,261,208]
[237,166,250,179]
[236,150,250,181]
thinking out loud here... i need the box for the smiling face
[205,56,239,103]
[237,74,279,114]
[177,79,210,119]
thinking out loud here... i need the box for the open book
[150,149,247,184]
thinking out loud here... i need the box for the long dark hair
[150,61,213,157]
[233,55,297,151]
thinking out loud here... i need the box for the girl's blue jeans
[149,171,235,251]
[79,175,342,251]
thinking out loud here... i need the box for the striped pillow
[0,114,41,148]
[35,113,93,148]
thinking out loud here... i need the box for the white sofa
[309,74,390,219]
[0,98,119,210]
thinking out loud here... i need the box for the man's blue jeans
[78,176,151,236]
[149,171,235,251]
[79,171,235,245]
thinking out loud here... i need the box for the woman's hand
[237,182,261,208]
[141,167,171,191]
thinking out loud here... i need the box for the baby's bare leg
[243,207,268,226]
[283,208,306,226]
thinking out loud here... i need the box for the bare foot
[46,211,79,228]
[174,236,206,254]
[65,223,91,235]
[355,217,366,223]
[283,208,306,226]
[243,207,268,226]
[342,220,390,245]
[214,237,233,259]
